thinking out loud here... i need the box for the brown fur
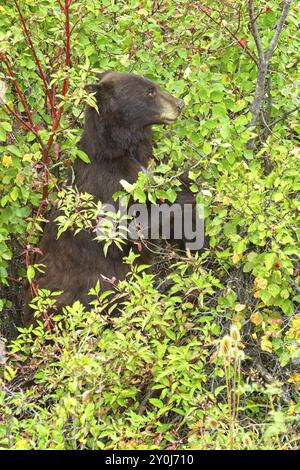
[23,72,186,325]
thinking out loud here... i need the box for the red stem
[0,55,44,148]
[52,81,57,109]
[13,0,55,111]
[3,102,35,134]
[25,247,38,297]
[56,0,70,121]
[0,53,36,128]
[2,2,71,206]
[57,0,65,13]
[1,0,71,326]
[42,0,71,200]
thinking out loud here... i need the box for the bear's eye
[147,88,156,97]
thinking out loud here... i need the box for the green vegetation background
[0,0,299,450]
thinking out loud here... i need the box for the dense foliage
[0,0,299,450]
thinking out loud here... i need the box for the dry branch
[248,0,293,134]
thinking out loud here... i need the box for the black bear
[23,71,188,325]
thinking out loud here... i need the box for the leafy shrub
[0,0,299,450]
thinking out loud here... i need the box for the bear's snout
[159,92,184,123]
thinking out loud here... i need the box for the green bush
[0,0,299,450]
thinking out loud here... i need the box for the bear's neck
[74,106,153,202]
[78,106,153,167]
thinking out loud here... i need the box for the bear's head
[87,71,185,128]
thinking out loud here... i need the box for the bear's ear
[84,83,99,94]
[96,71,115,95]
[85,71,112,94]
[97,71,111,81]
[85,72,115,101]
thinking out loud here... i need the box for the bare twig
[248,0,264,62]
[269,105,300,128]
[247,0,293,141]
[198,4,258,65]
[265,1,293,63]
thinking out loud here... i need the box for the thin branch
[0,57,44,146]
[63,0,71,93]
[248,0,264,62]
[260,109,274,137]
[54,0,71,126]
[13,0,55,111]
[233,3,242,35]
[198,4,258,65]
[2,102,35,134]
[265,0,293,63]
[42,0,72,201]
[247,0,293,137]
[0,53,35,129]
[57,0,65,13]
[269,105,300,128]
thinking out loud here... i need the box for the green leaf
[133,188,146,203]
[166,188,178,203]
[0,122,12,132]
[149,398,164,408]
[281,300,294,315]
[27,265,35,283]
[267,284,280,298]
[265,253,277,270]
[120,180,134,193]
[203,141,212,155]
[0,127,6,141]
[76,149,91,164]
[10,187,19,201]
[210,90,223,102]
[212,103,227,119]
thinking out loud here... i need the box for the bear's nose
[177,99,185,112]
